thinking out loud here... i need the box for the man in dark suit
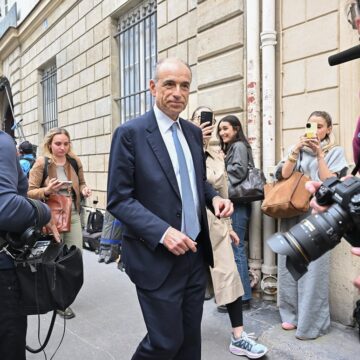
[107,58,233,360]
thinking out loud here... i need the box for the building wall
[157,0,244,121]
[279,0,360,324]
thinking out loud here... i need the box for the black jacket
[0,131,51,269]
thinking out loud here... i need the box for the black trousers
[132,248,207,360]
[0,269,27,360]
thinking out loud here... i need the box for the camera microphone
[328,44,360,66]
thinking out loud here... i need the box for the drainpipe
[260,0,278,300]
[246,0,262,295]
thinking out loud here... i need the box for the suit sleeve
[0,133,50,233]
[107,126,170,251]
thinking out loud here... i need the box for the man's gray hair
[153,58,192,82]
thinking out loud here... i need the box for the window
[41,64,58,133]
[115,0,157,123]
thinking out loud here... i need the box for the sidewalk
[26,250,359,360]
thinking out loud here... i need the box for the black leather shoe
[242,300,251,310]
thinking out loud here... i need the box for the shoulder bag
[14,241,83,316]
[46,194,72,233]
[261,171,311,218]
[228,164,266,203]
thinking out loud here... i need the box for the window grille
[41,64,58,134]
[115,0,157,123]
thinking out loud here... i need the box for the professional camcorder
[328,0,360,66]
[267,176,360,280]
[4,198,50,256]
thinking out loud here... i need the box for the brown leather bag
[46,194,72,233]
[261,171,311,219]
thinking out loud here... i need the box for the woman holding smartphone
[28,127,91,319]
[275,111,347,340]
[191,107,268,358]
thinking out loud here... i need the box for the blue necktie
[171,123,200,240]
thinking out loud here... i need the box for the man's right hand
[163,227,197,255]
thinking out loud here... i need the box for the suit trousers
[132,246,207,360]
[0,269,27,360]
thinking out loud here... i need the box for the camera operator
[0,131,51,360]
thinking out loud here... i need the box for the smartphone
[200,111,213,126]
[305,122,317,139]
[61,180,73,185]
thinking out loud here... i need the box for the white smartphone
[61,180,73,185]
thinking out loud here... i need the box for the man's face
[149,61,191,121]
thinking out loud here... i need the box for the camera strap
[351,155,360,176]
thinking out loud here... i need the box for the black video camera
[267,176,360,280]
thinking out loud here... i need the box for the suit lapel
[146,111,181,200]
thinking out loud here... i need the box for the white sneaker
[229,331,268,359]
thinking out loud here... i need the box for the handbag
[46,194,72,233]
[14,241,83,315]
[261,171,311,218]
[228,165,266,203]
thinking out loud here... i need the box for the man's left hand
[212,196,233,218]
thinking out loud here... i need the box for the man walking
[107,58,233,360]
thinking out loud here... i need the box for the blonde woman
[191,107,268,358]
[28,127,91,319]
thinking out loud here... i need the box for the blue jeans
[231,203,252,301]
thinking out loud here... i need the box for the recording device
[305,122,317,139]
[5,198,50,253]
[61,180,72,185]
[200,111,213,126]
[328,44,360,66]
[267,176,360,281]
[328,1,360,66]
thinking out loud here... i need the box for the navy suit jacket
[107,109,217,290]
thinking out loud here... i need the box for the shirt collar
[154,104,181,134]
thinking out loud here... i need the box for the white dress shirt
[153,105,201,243]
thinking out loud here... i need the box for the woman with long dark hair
[217,115,254,309]
[191,108,267,358]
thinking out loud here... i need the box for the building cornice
[0,0,64,61]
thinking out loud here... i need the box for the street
[26,250,359,360]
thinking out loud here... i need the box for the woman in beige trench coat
[191,107,268,358]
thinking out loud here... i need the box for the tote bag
[228,166,266,203]
[261,171,311,218]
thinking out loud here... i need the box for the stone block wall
[280,0,360,324]
[157,0,244,120]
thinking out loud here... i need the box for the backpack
[86,210,104,234]
[20,156,36,178]
[41,156,79,186]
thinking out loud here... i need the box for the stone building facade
[0,0,359,323]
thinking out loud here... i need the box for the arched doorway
[0,76,15,138]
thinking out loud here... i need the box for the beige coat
[206,145,244,305]
[28,155,87,212]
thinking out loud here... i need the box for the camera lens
[267,203,351,280]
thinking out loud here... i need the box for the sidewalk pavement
[27,250,359,360]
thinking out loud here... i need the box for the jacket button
[176,212,181,218]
